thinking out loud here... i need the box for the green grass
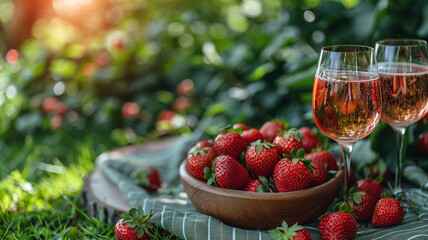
[0,128,177,239]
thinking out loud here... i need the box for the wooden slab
[82,136,179,223]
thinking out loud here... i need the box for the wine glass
[375,39,428,195]
[312,45,382,200]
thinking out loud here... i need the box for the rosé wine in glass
[375,39,428,194]
[313,74,382,142]
[312,45,380,200]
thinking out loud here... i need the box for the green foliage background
[0,0,428,238]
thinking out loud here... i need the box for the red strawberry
[371,197,404,228]
[233,123,250,131]
[347,187,376,221]
[243,178,263,192]
[245,140,279,178]
[354,179,383,202]
[241,128,264,146]
[133,166,162,192]
[268,221,312,240]
[359,159,389,185]
[187,140,213,155]
[273,149,313,192]
[115,207,153,240]
[305,151,338,171]
[213,132,245,159]
[415,132,428,156]
[273,128,304,156]
[187,146,216,181]
[298,127,320,153]
[318,202,358,240]
[310,159,327,187]
[260,120,288,143]
[205,155,249,189]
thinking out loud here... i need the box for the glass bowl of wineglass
[375,39,428,194]
[312,45,382,199]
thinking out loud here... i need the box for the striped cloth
[97,134,428,240]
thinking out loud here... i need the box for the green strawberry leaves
[267,221,304,240]
[256,176,276,193]
[347,186,366,207]
[282,148,314,173]
[319,202,358,220]
[203,160,217,186]
[190,146,211,157]
[219,124,243,134]
[132,168,152,186]
[279,128,304,142]
[121,206,153,238]
[250,139,275,154]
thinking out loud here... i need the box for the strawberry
[187,146,216,181]
[213,131,245,159]
[243,178,262,192]
[241,128,264,146]
[354,179,383,202]
[273,149,313,192]
[205,155,250,189]
[298,127,320,153]
[305,151,338,171]
[318,202,358,240]
[260,120,288,143]
[233,123,250,131]
[371,197,404,228]
[115,206,153,240]
[268,221,312,240]
[187,140,213,155]
[415,132,428,156]
[245,140,279,178]
[310,159,327,187]
[358,159,389,185]
[133,166,162,192]
[273,128,304,156]
[347,187,376,221]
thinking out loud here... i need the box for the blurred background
[1,0,428,237]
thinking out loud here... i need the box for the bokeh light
[6,49,19,64]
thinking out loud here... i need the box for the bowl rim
[179,160,344,200]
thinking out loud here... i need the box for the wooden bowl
[179,160,344,230]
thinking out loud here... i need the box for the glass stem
[394,127,407,195]
[340,142,354,202]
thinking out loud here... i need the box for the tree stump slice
[82,136,179,225]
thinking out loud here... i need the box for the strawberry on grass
[115,206,153,240]
[245,140,279,178]
[268,221,312,240]
[318,202,358,240]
